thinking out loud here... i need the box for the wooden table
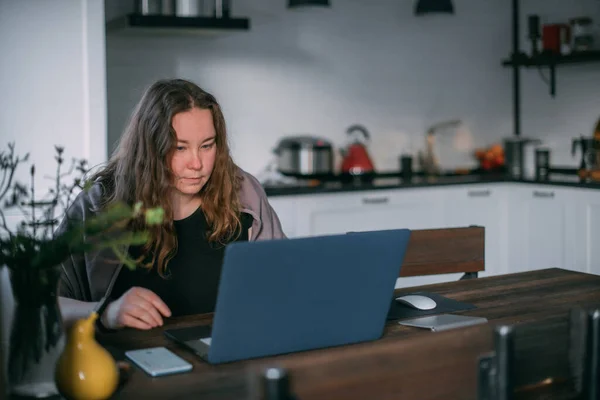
[99,268,600,400]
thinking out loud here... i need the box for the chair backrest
[478,307,600,400]
[400,226,485,278]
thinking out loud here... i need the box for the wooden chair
[478,307,600,400]
[400,226,485,280]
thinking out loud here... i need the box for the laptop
[164,228,411,364]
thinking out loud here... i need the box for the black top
[110,207,254,316]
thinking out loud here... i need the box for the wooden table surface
[99,268,600,400]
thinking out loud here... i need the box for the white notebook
[398,314,488,332]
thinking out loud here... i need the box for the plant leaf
[145,207,164,225]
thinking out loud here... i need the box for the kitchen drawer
[294,187,448,237]
[294,186,449,210]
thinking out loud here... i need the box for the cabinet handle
[532,190,555,198]
[468,189,491,197]
[362,197,390,205]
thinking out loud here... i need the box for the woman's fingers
[121,313,153,330]
[134,299,164,327]
[135,287,172,318]
[110,287,173,330]
[124,303,160,328]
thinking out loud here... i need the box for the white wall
[105,0,600,177]
[0,0,107,369]
[0,0,108,197]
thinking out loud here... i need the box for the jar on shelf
[570,17,594,52]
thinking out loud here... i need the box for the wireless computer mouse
[395,294,437,310]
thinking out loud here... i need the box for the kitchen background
[2,0,600,363]
[104,0,600,178]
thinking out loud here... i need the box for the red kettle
[340,124,375,182]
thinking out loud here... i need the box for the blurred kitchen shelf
[502,50,600,97]
[106,14,250,35]
[502,50,600,67]
[505,0,599,137]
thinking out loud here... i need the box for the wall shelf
[106,14,250,35]
[502,50,600,97]
[502,50,600,67]
[502,0,598,137]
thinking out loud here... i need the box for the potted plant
[0,143,163,398]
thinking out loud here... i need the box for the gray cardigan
[57,168,286,303]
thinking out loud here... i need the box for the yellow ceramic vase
[55,312,119,400]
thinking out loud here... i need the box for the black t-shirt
[110,207,253,316]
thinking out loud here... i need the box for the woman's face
[170,107,217,197]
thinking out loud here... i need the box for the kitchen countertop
[263,173,600,197]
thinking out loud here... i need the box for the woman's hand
[101,287,172,330]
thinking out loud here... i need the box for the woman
[58,79,286,331]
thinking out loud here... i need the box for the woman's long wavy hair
[92,79,242,276]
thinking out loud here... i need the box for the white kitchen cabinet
[267,186,468,288]
[585,202,600,275]
[293,187,448,237]
[293,187,464,288]
[567,187,600,276]
[266,182,600,283]
[267,196,300,238]
[268,184,508,279]
[506,186,575,274]
[500,184,600,276]
[443,184,508,277]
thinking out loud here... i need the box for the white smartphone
[398,314,488,332]
[125,347,193,377]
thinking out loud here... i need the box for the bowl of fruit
[474,144,505,172]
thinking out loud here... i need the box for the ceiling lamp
[414,0,454,16]
[288,0,330,8]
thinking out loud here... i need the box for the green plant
[0,143,163,385]
[0,143,164,273]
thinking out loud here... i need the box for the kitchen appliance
[138,0,162,15]
[340,125,375,183]
[503,137,542,179]
[418,119,461,176]
[176,0,220,17]
[175,0,201,17]
[570,17,594,52]
[534,148,550,181]
[400,155,413,182]
[542,23,571,54]
[139,0,219,17]
[526,15,542,56]
[137,0,179,15]
[273,136,333,178]
[572,135,600,181]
